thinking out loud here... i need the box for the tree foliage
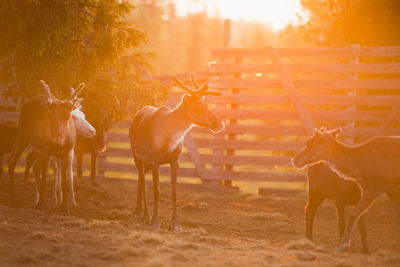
[0,0,168,121]
[284,0,400,46]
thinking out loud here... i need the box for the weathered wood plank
[210,78,400,90]
[192,124,400,137]
[203,94,400,106]
[202,169,306,182]
[193,138,304,151]
[210,62,400,74]
[0,111,19,122]
[210,109,395,122]
[102,149,193,162]
[211,47,400,58]
[99,162,199,177]
[200,154,293,166]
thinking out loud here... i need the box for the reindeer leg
[171,160,183,231]
[305,193,324,240]
[384,187,400,233]
[68,150,77,206]
[151,163,160,229]
[357,215,369,253]
[142,163,151,223]
[336,202,346,238]
[90,152,98,180]
[33,160,41,206]
[24,150,36,181]
[7,137,29,206]
[53,159,61,205]
[76,152,83,179]
[336,184,383,252]
[134,157,144,218]
[60,156,69,215]
[37,156,49,212]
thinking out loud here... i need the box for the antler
[190,72,200,89]
[69,87,76,97]
[39,80,53,99]
[172,76,193,94]
[172,73,220,97]
[70,83,85,100]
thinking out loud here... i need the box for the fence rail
[4,46,400,184]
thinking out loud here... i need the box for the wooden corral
[3,46,400,185]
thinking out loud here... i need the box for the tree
[0,0,168,120]
[284,0,400,46]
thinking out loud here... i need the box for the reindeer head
[39,80,87,144]
[291,127,342,169]
[69,86,96,138]
[172,73,225,133]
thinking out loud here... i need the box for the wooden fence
[4,46,400,185]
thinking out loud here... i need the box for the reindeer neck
[324,139,359,179]
[163,103,193,140]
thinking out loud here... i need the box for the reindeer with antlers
[129,73,225,231]
[7,81,86,212]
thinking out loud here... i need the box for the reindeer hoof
[171,223,183,232]
[335,243,349,253]
[71,200,78,207]
[141,213,151,224]
[135,209,143,219]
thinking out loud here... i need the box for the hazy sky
[173,0,305,31]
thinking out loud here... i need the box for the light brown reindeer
[129,73,225,231]
[292,127,400,252]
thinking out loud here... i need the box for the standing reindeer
[292,127,400,252]
[7,80,85,212]
[24,88,96,205]
[129,73,225,231]
[75,93,119,180]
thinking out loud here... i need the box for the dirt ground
[0,175,399,267]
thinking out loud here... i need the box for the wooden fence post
[224,55,241,187]
[344,44,359,144]
[208,19,231,186]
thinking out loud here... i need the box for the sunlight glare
[173,0,304,31]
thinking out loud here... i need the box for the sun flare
[173,0,304,31]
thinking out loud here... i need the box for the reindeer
[75,93,119,180]
[7,80,86,212]
[292,127,400,252]
[24,95,96,205]
[129,73,225,231]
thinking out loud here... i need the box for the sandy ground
[0,175,399,267]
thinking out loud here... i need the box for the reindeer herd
[0,73,399,253]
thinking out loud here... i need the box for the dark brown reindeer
[292,127,400,252]
[75,94,119,180]
[129,73,225,231]
[305,162,370,252]
[7,80,84,211]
